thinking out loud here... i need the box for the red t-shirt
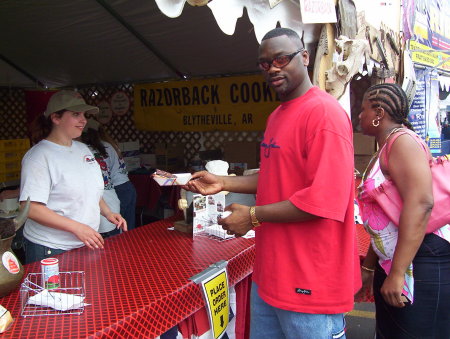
[254,87,361,314]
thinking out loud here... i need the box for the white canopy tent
[0,0,321,89]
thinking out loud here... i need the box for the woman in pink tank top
[357,83,450,338]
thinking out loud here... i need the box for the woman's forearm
[24,201,86,234]
[363,244,378,269]
[390,200,431,277]
[99,198,112,218]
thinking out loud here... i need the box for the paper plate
[153,173,192,186]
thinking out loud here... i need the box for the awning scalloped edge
[154,0,315,44]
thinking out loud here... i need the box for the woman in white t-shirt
[20,90,126,264]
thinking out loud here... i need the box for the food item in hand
[152,170,192,186]
[152,169,176,179]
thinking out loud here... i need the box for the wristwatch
[250,206,261,228]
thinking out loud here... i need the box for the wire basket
[20,271,86,317]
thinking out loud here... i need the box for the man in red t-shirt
[184,27,361,338]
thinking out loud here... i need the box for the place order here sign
[200,268,230,339]
[133,75,279,132]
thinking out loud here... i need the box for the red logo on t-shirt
[84,155,96,164]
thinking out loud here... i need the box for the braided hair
[364,83,414,131]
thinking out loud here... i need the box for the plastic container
[41,258,60,289]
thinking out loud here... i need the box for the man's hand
[182,171,224,195]
[218,204,254,237]
[73,224,105,249]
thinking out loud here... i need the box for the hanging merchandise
[408,68,428,139]
[401,50,417,107]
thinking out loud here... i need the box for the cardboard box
[229,162,247,176]
[155,142,185,172]
[119,140,140,157]
[124,156,141,171]
[154,143,166,155]
[166,143,184,158]
[154,143,184,156]
[223,141,259,169]
[119,140,140,152]
[354,155,373,176]
[353,133,376,155]
[139,154,156,169]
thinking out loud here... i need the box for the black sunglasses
[257,49,303,71]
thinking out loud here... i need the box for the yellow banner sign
[134,75,279,131]
[410,40,450,72]
[201,268,229,339]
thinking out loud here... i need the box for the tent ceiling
[0,0,320,89]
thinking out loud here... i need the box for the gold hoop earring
[372,119,380,127]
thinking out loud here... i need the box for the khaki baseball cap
[44,90,99,117]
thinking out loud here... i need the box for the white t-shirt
[20,140,104,250]
[99,188,120,233]
[103,142,129,186]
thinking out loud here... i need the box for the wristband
[361,265,375,272]
[249,206,261,228]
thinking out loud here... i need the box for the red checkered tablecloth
[0,217,255,338]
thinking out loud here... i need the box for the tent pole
[0,54,45,88]
[95,0,185,79]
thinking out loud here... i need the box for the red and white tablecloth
[0,216,255,338]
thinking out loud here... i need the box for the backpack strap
[381,129,431,167]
